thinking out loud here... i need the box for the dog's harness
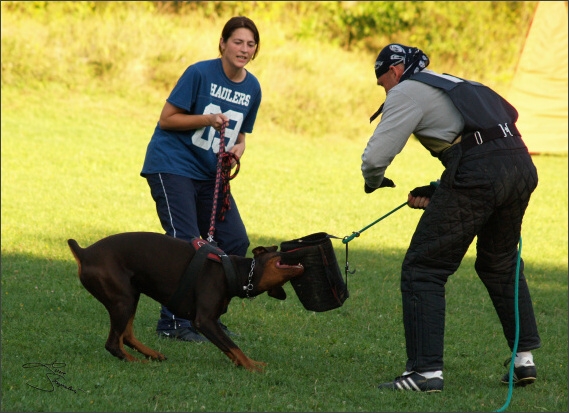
[166,239,250,314]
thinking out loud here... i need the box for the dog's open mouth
[276,261,303,269]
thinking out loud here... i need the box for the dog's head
[250,246,304,300]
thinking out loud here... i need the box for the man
[361,44,540,392]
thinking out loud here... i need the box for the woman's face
[220,28,257,69]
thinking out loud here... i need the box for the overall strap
[410,71,520,156]
[410,71,518,131]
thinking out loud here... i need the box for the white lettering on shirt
[210,83,251,107]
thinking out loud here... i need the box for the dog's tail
[67,239,83,275]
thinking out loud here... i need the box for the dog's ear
[267,286,287,300]
[252,245,278,256]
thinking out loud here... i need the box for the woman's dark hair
[219,16,260,60]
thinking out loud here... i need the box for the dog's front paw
[243,359,267,373]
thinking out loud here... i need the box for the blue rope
[342,202,408,244]
[343,181,439,244]
[495,236,522,412]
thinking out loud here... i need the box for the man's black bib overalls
[398,72,541,373]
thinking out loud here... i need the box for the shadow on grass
[1,232,567,412]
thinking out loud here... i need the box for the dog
[67,231,304,372]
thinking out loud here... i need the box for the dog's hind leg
[122,297,167,361]
[80,265,146,362]
[123,319,167,361]
[103,296,142,362]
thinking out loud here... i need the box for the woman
[141,16,262,342]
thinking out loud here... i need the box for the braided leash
[207,122,240,243]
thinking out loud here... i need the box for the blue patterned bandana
[370,44,430,122]
[374,43,429,80]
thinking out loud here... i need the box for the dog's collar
[242,259,255,299]
[222,256,255,300]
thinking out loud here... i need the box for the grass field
[1,3,567,411]
[1,80,567,412]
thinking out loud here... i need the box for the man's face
[376,65,402,93]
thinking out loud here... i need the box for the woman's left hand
[228,143,244,168]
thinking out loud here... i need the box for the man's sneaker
[157,325,209,342]
[501,358,537,387]
[378,372,443,392]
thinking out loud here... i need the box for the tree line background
[2,1,537,86]
[1,1,538,137]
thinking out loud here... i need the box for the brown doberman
[67,231,304,372]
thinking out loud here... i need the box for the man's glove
[364,177,395,193]
[410,182,437,198]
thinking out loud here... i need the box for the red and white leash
[207,122,240,244]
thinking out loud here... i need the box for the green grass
[2,81,567,412]
[1,3,567,411]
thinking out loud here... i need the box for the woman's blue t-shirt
[141,58,262,180]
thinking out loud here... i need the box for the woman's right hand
[208,113,229,132]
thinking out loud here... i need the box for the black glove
[410,182,437,198]
[365,177,395,193]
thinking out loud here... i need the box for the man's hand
[364,177,395,193]
[410,184,436,198]
[408,182,438,209]
[407,193,430,209]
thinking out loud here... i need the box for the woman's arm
[158,101,228,132]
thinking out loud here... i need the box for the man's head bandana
[370,44,430,122]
